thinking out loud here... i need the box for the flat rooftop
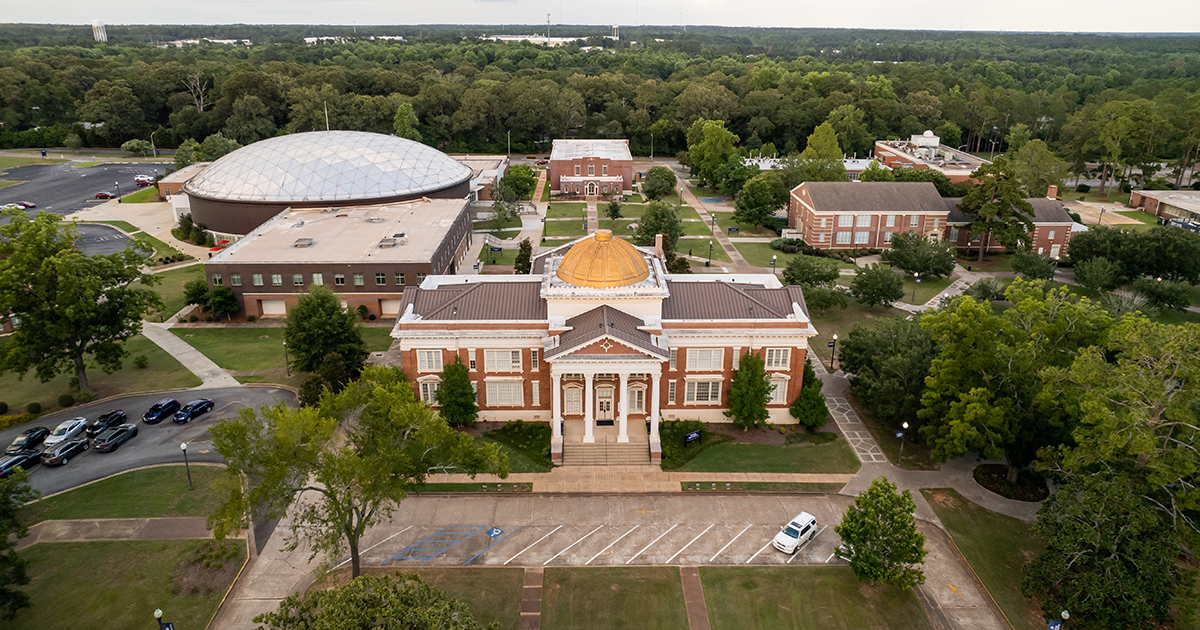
[1136,190,1200,215]
[159,162,209,185]
[550,139,632,162]
[209,199,467,265]
[875,140,988,173]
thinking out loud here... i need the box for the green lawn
[701,566,933,630]
[1112,209,1157,230]
[0,335,200,415]
[13,540,245,630]
[733,242,855,270]
[488,230,521,240]
[22,466,223,525]
[147,265,204,319]
[544,219,589,238]
[121,187,159,203]
[680,219,716,236]
[474,216,522,231]
[402,568,524,630]
[547,202,589,218]
[133,231,185,259]
[76,219,138,233]
[70,160,105,168]
[956,254,1013,272]
[477,436,548,473]
[361,327,394,352]
[921,488,1043,630]
[621,192,644,203]
[0,156,66,169]
[809,301,905,368]
[681,481,846,493]
[676,440,861,474]
[678,239,733,263]
[478,246,521,266]
[899,274,956,305]
[713,212,779,238]
[609,204,647,220]
[0,179,20,188]
[542,567,689,630]
[170,328,288,371]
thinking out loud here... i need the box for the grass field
[680,219,715,236]
[22,465,223,525]
[0,335,200,415]
[1114,209,1158,229]
[544,219,589,237]
[733,242,855,270]
[921,488,1043,630]
[713,212,778,238]
[170,328,289,371]
[542,567,689,630]
[474,215,522,231]
[69,160,104,168]
[357,567,524,630]
[360,327,394,352]
[899,274,956,305]
[676,440,861,474]
[678,239,733,263]
[478,246,521,266]
[956,254,1014,272]
[0,156,66,169]
[121,187,159,203]
[76,219,138,233]
[12,539,245,630]
[701,566,933,630]
[0,179,20,189]
[132,231,184,259]
[681,481,846,493]
[808,301,905,368]
[547,202,589,218]
[147,265,203,319]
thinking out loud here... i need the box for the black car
[142,398,181,424]
[86,409,127,439]
[0,450,40,478]
[5,427,50,455]
[173,398,215,424]
[93,424,138,453]
[40,439,88,466]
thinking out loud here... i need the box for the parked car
[0,451,41,478]
[535,159,548,165]
[86,409,128,439]
[14,201,36,208]
[173,398,215,423]
[94,191,117,199]
[44,418,89,447]
[142,398,181,424]
[40,439,88,466]
[92,424,139,453]
[5,427,50,455]
[772,511,818,554]
[134,175,154,186]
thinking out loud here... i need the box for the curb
[205,536,253,630]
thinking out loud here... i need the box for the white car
[44,418,89,448]
[772,511,818,554]
[134,174,155,184]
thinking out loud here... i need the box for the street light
[771,254,777,276]
[898,421,909,466]
[506,130,511,157]
[114,180,121,203]
[707,240,713,267]
[154,608,163,628]
[912,272,920,302]
[650,133,654,160]
[282,341,290,376]
[1097,207,1105,225]
[1052,256,1059,282]
[180,443,193,491]
[831,333,839,372]
[150,130,157,157]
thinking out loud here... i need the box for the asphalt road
[1,386,297,497]
[0,161,166,225]
[73,223,130,256]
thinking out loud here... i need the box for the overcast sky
[9,0,1200,35]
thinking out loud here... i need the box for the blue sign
[728,227,738,233]
[827,341,835,348]
[161,623,176,630]
[1047,621,1062,630]
[895,431,905,438]
[489,247,502,252]
[487,527,503,538]
[685,430,701,443]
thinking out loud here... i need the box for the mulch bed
[973,464,1050,502]
[704,422,840,446]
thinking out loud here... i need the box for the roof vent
[293,217,305,227]
[293,238,314,248]
[336,213,348,218]
[366,216,384,223]
[378,238,398,248]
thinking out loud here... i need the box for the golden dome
[556,230,650,288]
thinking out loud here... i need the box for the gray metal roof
[801,181,945,215]
[546,306,667,359]
[182,131,472,203]
[662,281,809,320]
[944,198,1074,224]
[401,282,547,321]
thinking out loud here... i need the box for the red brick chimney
[1046,185,1058,200]
[654,233,664,258]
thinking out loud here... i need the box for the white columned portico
[551,373,563,457]
[649,368,662,455]
[617,372,630,443]
[583,372,595,443]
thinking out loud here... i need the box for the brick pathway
[679,566,712,630]
[826,397,889,464]
[518,566,544,630]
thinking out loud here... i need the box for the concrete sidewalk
[141,322,241,388]
[425,466,855,493]
[17,516,212,550]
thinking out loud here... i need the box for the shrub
[205,315,214,322]
[356,305,369,320]
[966,277,1006,302]
[1068,211,1083,224]
[0,413,37,430]
[246,315,256,322]
[782,244,798,254]
[78,391,94,403]
[134,355,149,369]
[0,402,7,415]
[1076,183,1091,193]
[57,394,75,408]
[368,314,376,321]
[178,317,187,323]
[26,402,42,415]
[1133,278,1191,311]
[189,315,199,322]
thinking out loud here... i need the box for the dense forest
[1,24,1198,181]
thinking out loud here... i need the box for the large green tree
[283,285,368,375]
[957,157,1036,262]
[435,357,478,427]
[725,351,771,429]
[835,477,927,589]
[797,123,848,182]
[837,317,936,430]
[0,470,37,620]
[0,209,162,394]
[393,101,422,142]
[224,95,277,144]
[687,119,739,188]
[850,264,905,308]
[1009,139,1069,198]
[209,367,508,578]
[501,163,537,200]
[782,255,847,314]
[75,79,143,142]
[881,233,957,278]
[732,171,788,228]
[632,201,684,252]
[641,165,677,201]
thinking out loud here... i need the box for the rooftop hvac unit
[378,238,398,248]
[366,216,385,223]
[293,238,314,248]
[293,218,305,227]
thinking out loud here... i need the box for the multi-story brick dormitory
[391,229,817,464]
[944,187,1076,258]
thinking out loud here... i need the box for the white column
[551,373,562,440]
[649,370,662,456]
[617,372,630,443]
[583,372,595,443]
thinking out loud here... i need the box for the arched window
[588,163,595,176]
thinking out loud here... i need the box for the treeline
[1,27,1198,183]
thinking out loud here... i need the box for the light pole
[912,272,920,302]
[831,333,838,372]
[115,180,122,203]
[154,608,163,628]
[898,421,909,466]
[1052,255,1059,282]
[771,254,777,276]
[650,133,654,160]
[282,341,290,376]
[180,443,193,491]
[150,130,157,157]
[707,240,712,267]
[506,130,510,157]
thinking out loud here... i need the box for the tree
[825,104,872,157]
[964,277,1006,302]
[197,132,241,162]
[1133,278,1191,311]
[255,572,500,630]
[207,285,240,320]
[732,172,788,228]
[687,119,739,188]
[0,470,37,620]
[1072,257,1120,292]
[724,351,771,429]
[790,360,829,430]
[1009,139,1069,197]
[500,164,537,200]
[393,101,422,142]
[714,153,758,197]
[174,138,199,169]
[1011,248,1057,281]
[209,367,508,578]
[782,255,840,287]
[75,79,143,142]
[837,317,936,430]
[894,167,965,198]
[642,165,677,201]
[850,264,905,308]
[183,278,211,309]
[119,139,152,157]
[435,357,478,427]
[857,160,894,182]
[284,285,368,375]
[605,198,623,226]
[513,238,533,275]
[632,202,683,252]
[1021,475,1179,630]
[957,157,1036,262]
[881,233,956,278]
[489,182,520,224]
[224,95,277,144]
[797,123,848,182]
[835,477,927,589]
[0,210,162,394]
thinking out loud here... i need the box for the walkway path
[141,321,241,388]
[17,516,212,550]
[677,180,752,271]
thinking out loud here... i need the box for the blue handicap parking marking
[488,527,503,538]
[383,525,487,565]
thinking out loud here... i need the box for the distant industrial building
[1129,190,1200,224]
[874,131,990,183]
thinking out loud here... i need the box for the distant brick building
[548,140,634,197]
[873,131,990,184]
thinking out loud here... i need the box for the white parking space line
[786,525,826,564]
[746,539,773,564]
[334,526,412,569]
[544,525,604,565]
[709,524,753,562]
[586,525,639,565]
[505,525,562,565]
[626,524,677,564]
[666,524,714,564]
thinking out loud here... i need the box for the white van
[773,511,818,554]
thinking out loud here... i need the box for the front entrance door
[586,182,598,196]
[596,387,614,426]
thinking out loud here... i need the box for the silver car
[44,417,89,447]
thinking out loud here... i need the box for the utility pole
[324,101,330,131]
[547,13,551,45]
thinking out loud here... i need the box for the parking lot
[0,161,165,225]
[347,494,849,569]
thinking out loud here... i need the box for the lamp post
[150,130,157,157]
[898,421,909,466]
[1052,255,1059,282]
[771,254,777,276]
[180,443,193,491]
[282,341,290,376]
[115,180,121,203]
[707,240,713,267]
[154,608,163,628]
[650,133,654,160]
[912,272,920,302]
[831,333,838,372]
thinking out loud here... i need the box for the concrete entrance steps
[562,439,650,466]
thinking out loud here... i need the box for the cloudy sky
[9,0,1200,34]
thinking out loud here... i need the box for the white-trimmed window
[855,231,869,244]
[931,218,939,230]
[416,350,443,372]
[334,274,345,286]
[419,379,440,404]
[950,227,959,240]
[211,274,222,286]
[468,350,476,371]
[376,273,386,285]
[669,349,678,370]
[765,348,790,369]
[856,214,870,227]
[230,273,241,286]
[732,348,741,370]
[819,233,827,243]
[836,232,851,245]
[564,386,583,415]
[628,386,646,413]
[685,380,722,404]
[293,273,303,286]
[668,380,676,404]
[588,163,595,176]
[353,273,364,286]
[487,381,523,406]
[485,350,521,372]
[886,214,896,227]
[1049,230,1056,240]
[532,384,540,406]
[819,217,827,228]
[769,377,789,404]
[884,231,894,244]
[602,164,608,176]
[909,215,919,227]
[687,348,723,371]
[417,273,427,283]
[272,274,283,287]
[252,273,263,287]
[574,164,581,176]
[838,214,853,227]
[395,273,405,285]
[312,273,323,285]
[531,350,539,369]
